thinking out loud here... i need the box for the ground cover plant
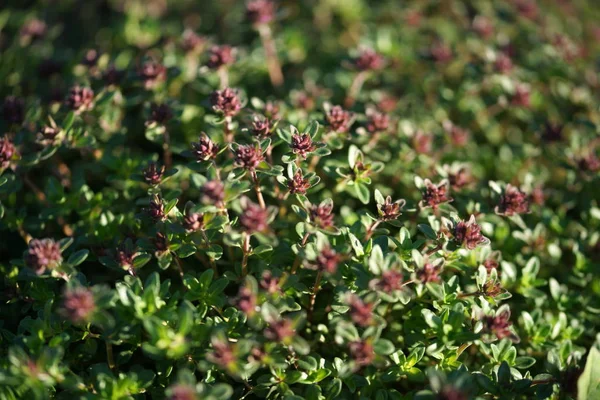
[1,0,600,399]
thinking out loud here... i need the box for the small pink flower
[211,87,242,117]
[495,184,530,216]
[453,215,488,250]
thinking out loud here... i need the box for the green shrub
[1,1,600,399]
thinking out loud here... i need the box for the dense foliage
[1,0,600,399]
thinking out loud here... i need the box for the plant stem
[218,66,229,89]
[364,220,382,241]
[17,224,33,244]
[251,170,266,209]
[425,243,443,256]
[344,71,368,108]
[201,230,218,275]
[163,128,172,170]
[172,253,184,278]
[106,341,116,372]
[308,271,323,321]
[291,232,311,274]
[241,233,251,277]
[257,24,284,87]
[224,116,234,146]
[457,342,471,357]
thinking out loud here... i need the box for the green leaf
[63,111,76,132]
[374,339,395,355]
[348,232,364,257]
[253,244,273,255]
[133,253,152,269]
[305,120,320,138]
[206,244,223,260]
[578,345,600,400]
[354,182,370,204]
[67,249,89,266]
[417,224,437,240]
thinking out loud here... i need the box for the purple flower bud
[353,49,385,71]
[438,386,468,400]
[291,133,316,159]
[250,116,271,138]
[444,123,469,147]
[2,96,25,125]
[288,170,311,195]
[210,87,242,117]
[315,247,341,274]
[453,215,488,250]
[181,30,206,54]
[347,294,374,327]
[349,339,375,366]
[420,180,452,209]
[0,136,17,169]
[495,53,513,74]
[138,60,167,89]
[192,134,219,162]
[235,286,257,316]
[26,238,63,275]
[377,196,405,221]
[484,258,500,274]
[577,153,600,173]
[511,84,530,108]
[448,168,472,191]
[246,0,276,25]
[239,199,269,233]
[206,46,235,69]
[149,103,173,125]
[167,384,198,400]
[378,94,398,113]
[62,287,96,324]
[183,210,204,232]
[103,65,124,86]
[234,144,264,170]
[146,196,166,221]
[260,271,281,294]
[431,42,453,63]
[37,125,60,146]
[116,245,136,269]
[264,318,295,343]
[154,232,169,252]
[366,109,390,133]
[542,123,563,143]
[20,19,47,41]
[417,262,441,283]
[143,162,165,186]
[310,202,335,229]
[65,86,94,113]
[405,122,427,145]
[482,280,504,297]
[530,186,545,206]
[201,180,225,204]
[483,309,515,341]
[81,49,100,67]
[495,184,530,216]
[293,91,315,111]
[208,339,237,370]
[472,16,493,39]
[413,130,433,154]
[369,269,404,293]
[326,105,354,133]
[264,101,281,120]
[515,0,538,20]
